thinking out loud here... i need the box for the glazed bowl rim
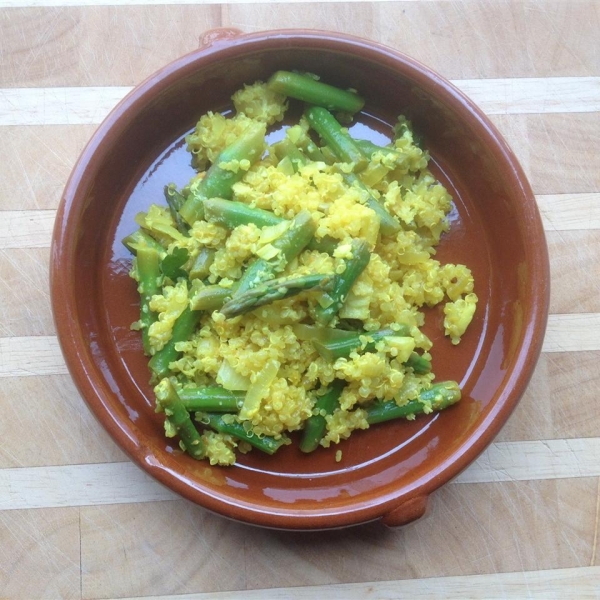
[50,28,550,529]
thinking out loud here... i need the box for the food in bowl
[123,71,478,466]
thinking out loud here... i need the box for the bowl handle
[199,28,244,49]
[381,495,429,528]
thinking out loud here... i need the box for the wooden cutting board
[1,1,599,598]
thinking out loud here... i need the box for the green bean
[305,106,368,171]
[366,381,461,425]
[148,307,202,381]
[300,380,345,453]
[180,122,267,225]
[154,378,205,459]
[136,246,161,356]
[220,274,334,318]
[177,386,244,412]
[204,413,287,455]
[268,71,365,114]
[315,238,371,325]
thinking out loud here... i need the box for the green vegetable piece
[204,198,336,255]
[271,138,309,172]
[178,386,244,412]
[148,307,202,381]
[204,413,287,455]
[300,380,345,453]
[220,273,334,319]
[189,247,215,280]
[122,229,167,258]
[204,198,282,229]
[315,238,371,325]
[160,247,189,280]
[136,246,161,356]
[342,171,400,236]
[404,352,431,374]
[154,378,205,460]
[312,326,411,361]
[366,381,461,425]
[163,184,190,235]
[268,71,365,114]
[189,285,233,312]
[180,122,267,225]
[235,210,316,296]
[355,139,401,159]
[305,106,367,171]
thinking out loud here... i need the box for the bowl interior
[57,35,546,527]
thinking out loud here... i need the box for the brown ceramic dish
[50,29,549,530]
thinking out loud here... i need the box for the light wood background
[1,1,600,598]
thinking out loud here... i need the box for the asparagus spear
[154,378,205,459]
[300,380,344,453]
[404,352,432,374]
[188,247,216,280]
[271,138,309,173]
[122,229,167,258]
[148,307,202,381]
[220,273,334,318]
[366,381,461,424]
[305,106,367,171]
[234,210,316,296]
[204,198,282,229]
[163,184,190,235]
[177,386,244,412]
[203,198,338,254]
[180,122,267,225]
[315,238,371,325]
[267,71,365,114]
[342,171,400,236]
[189,285,233,312]
[355,139,402,159]
[312,325,411,361]
[136,246,161,356]
[203,413,288,455]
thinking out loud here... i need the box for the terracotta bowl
[50,29,549,530]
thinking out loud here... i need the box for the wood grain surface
[1,1,599,598]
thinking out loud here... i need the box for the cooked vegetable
[300,381,345,453]
[148,307,202,381]
[311,326,411,361]
[163,184,190,234]
[180,122,267,225]
[136,246,161,355]
[305,106,368,171]
[221,273,334,318]
[234,210,316,295]
[268,70,365,114]
[178,386,244,412]
[123,229,166,257]
[203,413,287,455]
[204,197,282,229]
[366,381,461,424]
[315,238,371,325]
[155,378,205,459]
